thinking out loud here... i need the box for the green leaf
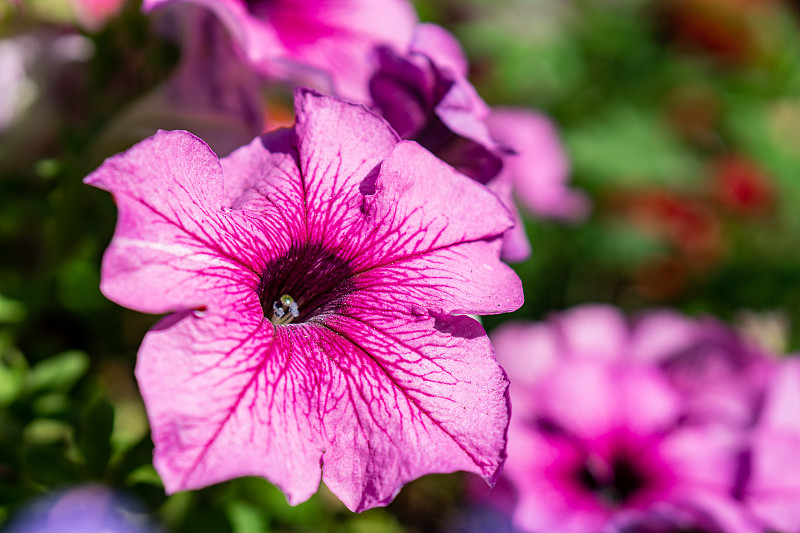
[78,398,114,479]
[0,348,26,406]
[110,434,154,484]
[23,443,82,486]
[31,393,71,417]
[26,350,89,394]
[175,504,233,533]
[23,419,72,444]
[0,293,26,323]
[56,258,104,313]
[347,510,405,533]
[565,106,700,187]
[227,501,270,533]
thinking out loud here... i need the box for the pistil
[271,294,299,325]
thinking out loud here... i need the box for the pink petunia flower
[485,305,763,533]
[142,0,417,102]
[85,89,522,511]
[369,24,589,262]
[486,109,590,257]
[628,310,776,428]
[369,23,505,185]
[743,358,800,533]
[486,109,590,261]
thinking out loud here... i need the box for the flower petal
[85,130,266,314]
[139,292,510,511]
[95,91,522,512]
[759,357,800,435]
[360,140,514,255]
[534,361,681,438]
[293,88,399,246]
[552,304,630,363]
[314,311,509,511]
[409,23,468,78]
[747,431,800,532]
[351,141,522,314]
[137,296,325,503]
[144,0,417,101]
[488,108,589,220]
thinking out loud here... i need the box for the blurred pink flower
[71,0,125,31]
[142,0,417,101]
[488,110,589,211]
[743,358,800,533]
[487,109,590,261]
[486,305,765,533]
[630,310,776,427]
[85,89,521,511]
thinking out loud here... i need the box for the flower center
[270,294,299,325]
[576,454,646,508]
[259,244,354,326]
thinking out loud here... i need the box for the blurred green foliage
[1,0,800,531]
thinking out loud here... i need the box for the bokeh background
[1,0,799,531]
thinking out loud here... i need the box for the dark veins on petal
[258,242,355,325]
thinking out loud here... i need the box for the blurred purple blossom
[85,89,522,511]
[630,310,776,428]
[142,0,417,101]
[483,305,771,533]
[5,484,160,533]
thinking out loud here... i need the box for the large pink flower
[142,0,417,102]
[85,89,522,511]
[486,305,763,533]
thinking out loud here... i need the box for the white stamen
[270,294,299,324]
